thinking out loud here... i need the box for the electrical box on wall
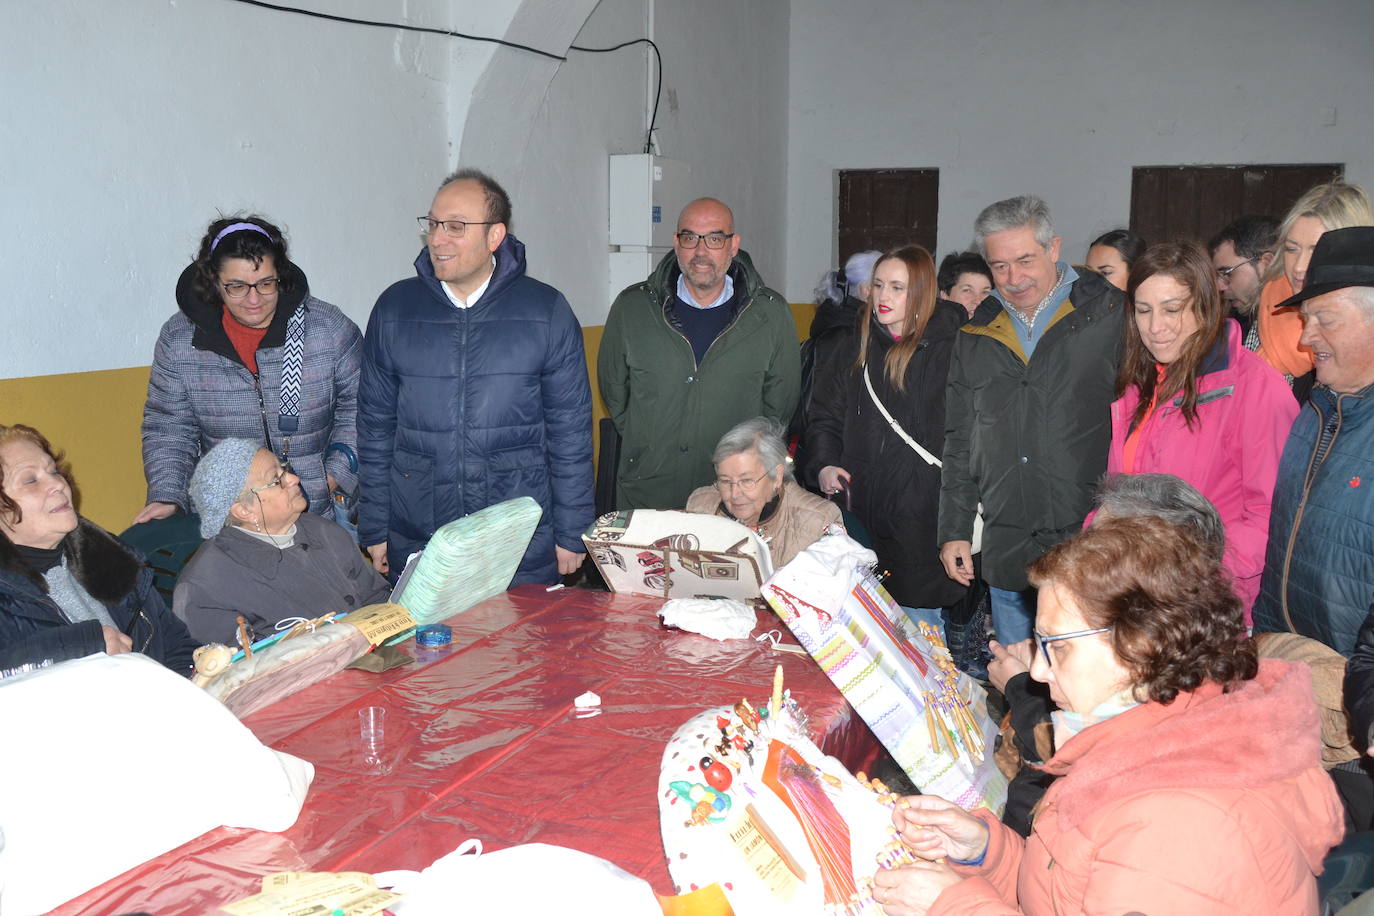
[608,154,690,249]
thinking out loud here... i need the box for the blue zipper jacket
[358,235,594,584]
[1255,383,1374,654]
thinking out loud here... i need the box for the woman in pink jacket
[1107,241,1296,619]
[872,516,1343,915]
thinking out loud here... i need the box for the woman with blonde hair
[1255,181,1374,385]
[804,245,968,628]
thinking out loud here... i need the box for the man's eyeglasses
[1216,256,1260,281]
[1034,626,1110,667]
[417,216,497,238]
[714,472,770,494]
[676,230,735,250]
[222,278,280,299]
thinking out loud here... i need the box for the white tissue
[658,597,756,641]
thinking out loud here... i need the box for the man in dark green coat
[599,198,801,510]
[937,195,1125,644]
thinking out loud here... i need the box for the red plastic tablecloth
[52,586,881,914]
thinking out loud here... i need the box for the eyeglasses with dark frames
[676,230,736,250]
[417,216,497,238]
[1034,626,1111,667]
[221,277,280,299]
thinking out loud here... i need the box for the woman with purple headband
[135,215,362,526]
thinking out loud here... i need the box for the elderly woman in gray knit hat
[172,438,388,646]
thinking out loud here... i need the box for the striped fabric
[276,305,307,432]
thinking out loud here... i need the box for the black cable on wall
[224,0,663,152]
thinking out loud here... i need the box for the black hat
[1274,226,1374,310]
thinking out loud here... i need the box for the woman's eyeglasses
[1034,626,1110,667]
[250,464,291,495]
[714,473,769,494]
[221,278,280,299]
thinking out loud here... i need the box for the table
[54,586,881,914]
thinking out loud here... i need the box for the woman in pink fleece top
[1107,241,1296,621]
[872,516,1343,915]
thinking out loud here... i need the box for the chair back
[118,513,205,601]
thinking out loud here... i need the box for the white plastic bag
[377,841,661,916]
[659,597,756,640]
[0,653,312,915]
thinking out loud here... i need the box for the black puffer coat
[938,271,1125,591]
[0,519,199,673]
[803,300,968,608]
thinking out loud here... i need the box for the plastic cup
[358,706,387,749]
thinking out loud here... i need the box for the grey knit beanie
[190,439,262,538]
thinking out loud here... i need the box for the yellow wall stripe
[0,305,817,534]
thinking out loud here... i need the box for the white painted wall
[458,0,637,326]
[8,0,1373,378]
[0,0,495,379]
[785,0,1374,300]
[502,0,792,326]
[1,0,794,383]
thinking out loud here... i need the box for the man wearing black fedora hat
[1255,226,1374,830]
[1255,226,1374,660]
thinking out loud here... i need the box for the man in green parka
[599,198,801,510]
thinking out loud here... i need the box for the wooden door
[1130,164,1343,247]
[837,169,939,263]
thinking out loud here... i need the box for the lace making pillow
[394,496,544,625]
[583,509,773,601]
[658,695,905,915]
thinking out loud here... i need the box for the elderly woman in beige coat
[685,417,840,568]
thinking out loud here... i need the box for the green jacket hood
[645,248,771,303]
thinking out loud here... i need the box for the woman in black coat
[803,245,967,617]
[0,424,198,673]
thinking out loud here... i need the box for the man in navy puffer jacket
[358,169,594,584]
[1255,228,1374,655]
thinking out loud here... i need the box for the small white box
[608,154,690,248]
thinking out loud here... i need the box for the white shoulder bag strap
[863,362,983,553]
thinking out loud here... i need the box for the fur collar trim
[1042,659,1322,832]
[0,518,142,604]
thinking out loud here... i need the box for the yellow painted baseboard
[1,366,152,532]
[0,311,814,535]
[789,301,817,338]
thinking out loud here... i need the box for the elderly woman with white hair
[172,438,389,647]
[685,417,841,568]
[812,250,882,339]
